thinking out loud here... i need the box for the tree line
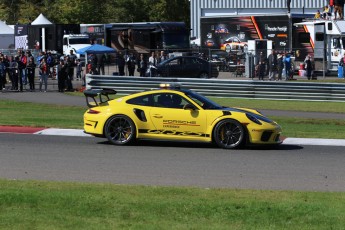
[0,0,190,25]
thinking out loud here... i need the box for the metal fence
[106,47,336,80]
[1,47,340,81]
[85,75,345,102]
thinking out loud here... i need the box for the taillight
[87,109,100,114]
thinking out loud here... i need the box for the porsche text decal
[163,120,200,129]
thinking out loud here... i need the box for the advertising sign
[200,15,289,51]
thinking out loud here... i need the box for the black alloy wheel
[213,119,245,149]
[104,115,136,145]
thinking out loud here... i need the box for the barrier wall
[86,75,345,102]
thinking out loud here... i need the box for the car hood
[221,107,274,124]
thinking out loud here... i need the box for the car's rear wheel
[104,115,136,145]
[199,72,209,78]
[213,119,245,149]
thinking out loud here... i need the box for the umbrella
[76,44,116,54]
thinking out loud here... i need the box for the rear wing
[83,89,117,108]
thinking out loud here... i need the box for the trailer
[200,14,314,60]
[294,19,345,72]
[81,22,191,54]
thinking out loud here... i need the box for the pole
[42,27,46,52]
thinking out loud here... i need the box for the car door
[166,58,182,77]
[149,93,208,139]
[182,57,201,77]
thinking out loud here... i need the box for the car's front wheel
[199,72,209,78]
[104,115,136,145]
[213,119,245,149]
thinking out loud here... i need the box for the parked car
[155,56,219,78]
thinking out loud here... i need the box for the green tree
[0,0,20,24]
[0,0,190,24]
[148,0,190,25]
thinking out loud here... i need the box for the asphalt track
[1,133,345,191]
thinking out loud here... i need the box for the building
[190,0,328,41]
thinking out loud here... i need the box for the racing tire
[104,115,136,145]
[199,72,209,78]
[213,119,245,149]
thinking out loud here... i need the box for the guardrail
[85,75,345,102]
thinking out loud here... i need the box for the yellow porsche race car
[83,84,282,149]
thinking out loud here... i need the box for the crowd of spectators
[314,0,344,20]
[0,49,81,93]
[112,50,168,77]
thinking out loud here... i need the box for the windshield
[69,38,90,45]
[182,89,223,110]
[162,33,190,49]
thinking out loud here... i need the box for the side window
[184,58,192,65]
[169,59,179,66]
[127,95,152,106]
[154,93,189,109]
[171,94,189,109]
[154,93,171,107]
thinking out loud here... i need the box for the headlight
[246,113,262,125]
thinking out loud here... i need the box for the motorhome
[294,19,345,72]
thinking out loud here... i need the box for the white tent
[0,20,14,49]
[0,20,14,34]
[30,14,53,51]
[31,13,53,25]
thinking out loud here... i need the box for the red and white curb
[1,126,345,146]
[0,126,91,137]
[282,138,345,147]
[34,128,92,137]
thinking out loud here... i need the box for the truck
[81,22,191,54]
[62,33,90,57]
[294,19,345,72]
[21,24,90,57]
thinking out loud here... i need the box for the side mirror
[183,103,196,110]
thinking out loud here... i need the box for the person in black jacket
[57,59,66,92]
[304,55,313,80]
[268,50,277,81]
[277,54,284,81]
[64,56,74,91]
[126,53,136,76]
[96,53,105,75]
[26,56,36,91]
[137,54,147,77]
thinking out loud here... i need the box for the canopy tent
[76,44,116,54]
[0,20,14,34]
[31,13,53,25]
[76,44,117,76]
[0,20,14,49]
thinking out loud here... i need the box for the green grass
[212,97,345,113]
[0,100,84,129]
[273,117,345,138]
[1,179,345,230]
